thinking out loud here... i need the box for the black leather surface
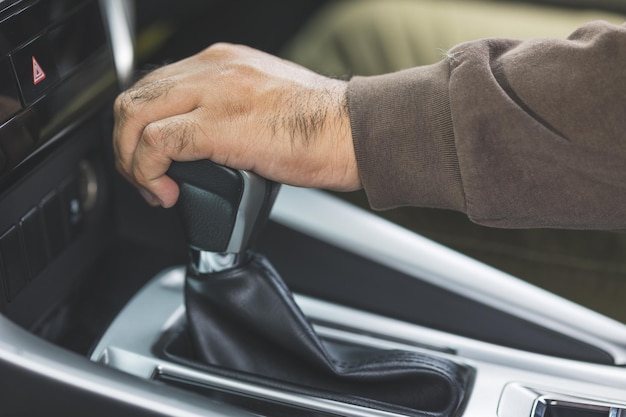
[182,254,473,417]
[168,160,243,252]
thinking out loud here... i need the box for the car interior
[1,0,626,416]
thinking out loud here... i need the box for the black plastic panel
[0,0,89,53]
[0,0,113,187]
[538,401,611,417]
[0,224,28,301]
[0,114,114,328]
[0,356,167,417]
[19,206,48,278]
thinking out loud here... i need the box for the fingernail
[139,188,161,206]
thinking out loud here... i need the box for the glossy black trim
[0,0,113,189]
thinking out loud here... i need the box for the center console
[91,185,626,417]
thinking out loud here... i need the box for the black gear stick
[167,160,279,272]
[166,160,471,417]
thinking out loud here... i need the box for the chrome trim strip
[100,0,135,88]
[225,170,268,253]
[158,360,405,417]
[270,186,626,364]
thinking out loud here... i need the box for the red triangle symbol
[32,56,46,85]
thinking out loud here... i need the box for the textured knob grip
[168,160,280,253]
[168,160,243,252]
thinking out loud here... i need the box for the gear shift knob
[167,160,280,271]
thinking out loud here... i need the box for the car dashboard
[1,1,626,416]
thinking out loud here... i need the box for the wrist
[325,80,361,191]
[288,78,361,192]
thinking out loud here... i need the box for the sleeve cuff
[347,60,465,212]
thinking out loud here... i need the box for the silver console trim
[225,170,270,253]
[271,186,626,364]
[91,265,626,417]
[100,0,135,88]
[157,360,405,417]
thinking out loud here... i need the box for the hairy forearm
[271,82,348,145]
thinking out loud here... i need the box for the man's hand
[113,43,361,208]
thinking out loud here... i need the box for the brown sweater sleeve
[348,21,626,229]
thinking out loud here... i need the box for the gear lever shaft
[167,160,280,272]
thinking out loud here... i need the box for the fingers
[112,45,254,208]
[113,77,195,171]
[113,64,209,208]
[128,111,209,208]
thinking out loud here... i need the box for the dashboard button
[0,225,29,302]
[60,175,84,239]
[20,207,49,280]
[40,190,68,257]
[11,34,60,104]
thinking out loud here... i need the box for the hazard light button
[11,34,59,105]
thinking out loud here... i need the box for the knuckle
[205,42,233,54]
[142,122,166,149]
[114,78,176,118]
[202,42,246,61]
[142,119,195,154]
[113,92,135,120]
